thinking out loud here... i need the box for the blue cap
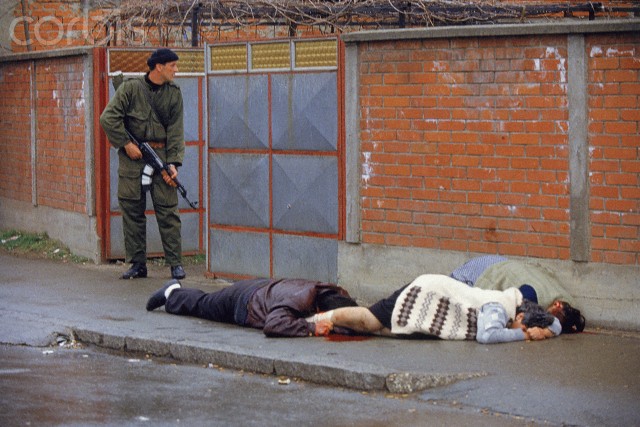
[519,284,538,304]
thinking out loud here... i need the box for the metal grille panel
[210,229,271,278]
[272,155,338,234]
[271,73,338,151]
[209,153,270,228]
[273,235,338,283]
[208,75,269,149]
[180,78,202,141]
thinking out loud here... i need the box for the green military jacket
[100,75,184,165]
[100,75,184,202]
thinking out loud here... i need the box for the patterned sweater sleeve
[476,302,526,344]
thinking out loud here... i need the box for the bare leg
[331,306,389,335]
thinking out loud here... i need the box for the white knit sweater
[391,274,523,340]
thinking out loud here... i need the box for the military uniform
[100,75,185,268]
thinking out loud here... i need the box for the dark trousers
[165,279,269,325]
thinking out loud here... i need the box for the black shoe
[122,262,147,280]
[171,265,186,280]
[146,279,181,311]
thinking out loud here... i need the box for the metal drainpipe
[191,3,201,47]
[20,0,32,51]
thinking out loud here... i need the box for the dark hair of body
[516,300,556,329]
[553,301,586,333]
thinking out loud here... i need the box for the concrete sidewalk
[1,253,639,426]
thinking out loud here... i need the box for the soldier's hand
[162,165,178,187]
[124,142,142,160]
[167,164,178,180]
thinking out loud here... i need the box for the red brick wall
[0,63,33,203]
[0,55,87,214]
[587,33,640,264]
[10,0,106,52]
[358,33,639,265]
[34,56,87,213]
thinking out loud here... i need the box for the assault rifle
[124,128,198,209]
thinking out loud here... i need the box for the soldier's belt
[147,142,165,149]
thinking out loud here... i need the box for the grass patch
[0,229,91,264]
[1,228,205,266]
[147,253,205,267]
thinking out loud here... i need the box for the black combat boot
[122,262,147,279]
[171,265,186,280]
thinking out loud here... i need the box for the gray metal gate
[207,39,342,282]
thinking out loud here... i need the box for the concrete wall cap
[0,46,94,64]
[341,19,640,43]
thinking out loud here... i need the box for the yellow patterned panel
[109,50,149,73]
[295,39,338,69]
[109,49,204,74]
[251,42,290,70]
[176,50,205,73]
[210,44,247,72]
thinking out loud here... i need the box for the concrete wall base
[338,242,640,331]
[0,197,100,263]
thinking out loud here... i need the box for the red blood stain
[324,334,372,342]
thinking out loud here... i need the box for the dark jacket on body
[164,278,356,338]
[246,278,354,337]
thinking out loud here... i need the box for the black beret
[147,48,180,68]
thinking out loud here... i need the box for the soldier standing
[100,48,186,280]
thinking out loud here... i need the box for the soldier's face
[157,61,178,83]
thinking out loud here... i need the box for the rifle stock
[124,128,198,209]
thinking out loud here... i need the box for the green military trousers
[118,161,182,267]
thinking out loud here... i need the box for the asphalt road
[1,344,536,427]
